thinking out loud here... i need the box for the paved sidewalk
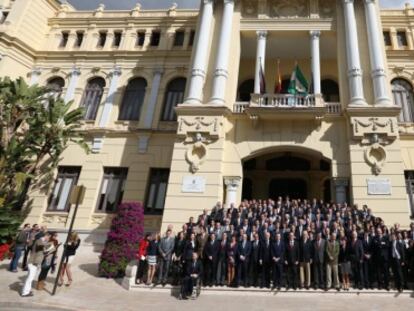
[0,248,413,311]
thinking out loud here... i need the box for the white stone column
[334,178,348,204]
[29,67,41,86]
[310,30,321,94]
[209,0,235,104]
[64,67,81,103]
[185,0,214,104]
[143,69,163,129]
[98,66,122,127]
[364,0,392,106]
[342,0,367,106]
[254,31,267,94]
[224,176,241,207]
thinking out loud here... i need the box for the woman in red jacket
[135,233,150,284]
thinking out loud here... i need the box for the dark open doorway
[268,178,307,200]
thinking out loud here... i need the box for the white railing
[233,102,250,113]
[251,93,316,108]
[326,102,342,115]
[233,95,342,115]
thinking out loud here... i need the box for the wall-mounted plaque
[182,176,206,193]
[367,178,391,195]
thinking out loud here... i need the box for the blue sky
[67,0,414,10]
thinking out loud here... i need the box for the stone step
[129,284,413,296]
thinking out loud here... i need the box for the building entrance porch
[241,150,332,202]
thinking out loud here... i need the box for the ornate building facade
[1,0,414,244]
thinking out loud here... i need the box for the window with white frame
[392,78,414,123]
[144,168,170,214]
[96,167,128,213]
[48,167,81,212]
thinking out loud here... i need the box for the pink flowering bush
[99,202,144,278]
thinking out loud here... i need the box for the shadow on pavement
[78,263,99,277]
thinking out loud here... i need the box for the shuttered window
[80,77,106,120]
[392,78,414,123]
[161,78,186,121]
[96,167,128,213]
[48,167,81,212]
[118,78,147,121]
[145,168,170,214]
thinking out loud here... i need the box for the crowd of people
[135,198,414,298]
[7,223,81,297]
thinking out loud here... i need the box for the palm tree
[0,77,89,243]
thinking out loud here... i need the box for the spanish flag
[274,59,282,94]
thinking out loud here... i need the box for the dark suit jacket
[251,240,261,263]
[270,240,285,263]
[348,239,364,263]
[260,240,272,263]
[186,259,203,277]
[285,241,300,265]
[362,236,373,259]
[390,241,406,263]
[238,240,252,261]
[299,239,313,263]
[203,240,220,261]
[313,239,326,264]
[373,236,390,261]
[183,240,197,261]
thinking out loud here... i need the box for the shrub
[99,202,144,278]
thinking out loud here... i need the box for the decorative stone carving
[319,0,335,18]
[269,0,309,18]
[364,137,387,175]
[168,3,178,16]
[94,4,105,17]
[184,133,214,173]
[351,117,397,141]
[242,0,258,17]
[351,117,397,175]
[42,215,54,224]
[131,3,141,17]
[178,116,222,173]
[177,116,221,137]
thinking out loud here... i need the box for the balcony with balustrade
[232,30,342,120]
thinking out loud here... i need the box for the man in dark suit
[271,232,285,289]
[237,233,251,287]
[285,232,299,290]
[249,233,261,287]
[313,232,326,289]
[259,231,272,288]
[299,230,312,289]
[362,231,374,289]
[203,233,220,286]
[390,232,405,292]
[180,252,203,300]
[349,231,364,289]
[373,228,390,290]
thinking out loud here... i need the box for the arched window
[118,78,147,121]
[80,77,106,120]
[47,77,65,98]
[237,79,254,101]
[392,78,414,123]
[161,78,186,121]
[321,79,340,102]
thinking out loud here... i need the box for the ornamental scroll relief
[351,117,398,176]
[178,117,223,174]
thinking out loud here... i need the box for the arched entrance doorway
[242,148,332,201]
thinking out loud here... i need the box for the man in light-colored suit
[158,229,175,285]
[325,232,340,291]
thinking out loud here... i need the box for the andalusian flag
[288,65,309,96]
